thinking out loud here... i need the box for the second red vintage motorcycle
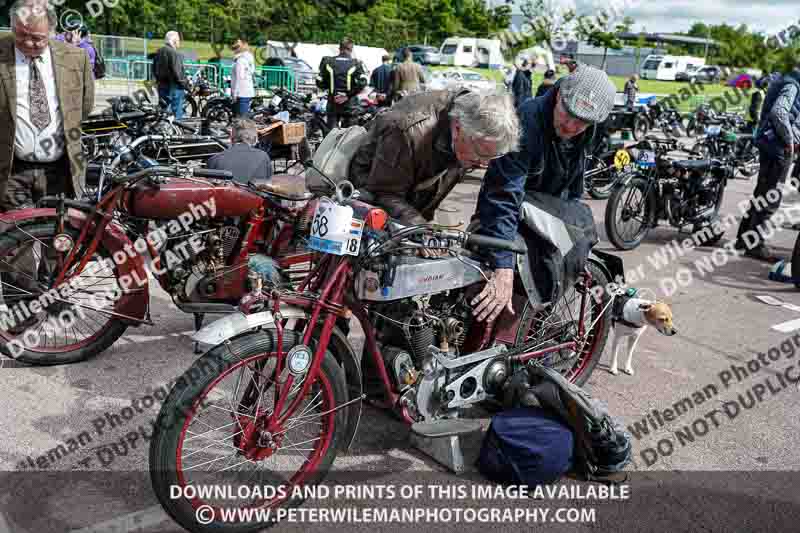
[0,135,314,365]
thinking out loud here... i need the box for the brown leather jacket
[393,59,425,95]
[349,90,466,224]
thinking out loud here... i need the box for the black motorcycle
[645,102,686,138]
[689,124,759,179]
[584,136,630,200]
[605,137,731,250]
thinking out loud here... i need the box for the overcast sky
[492,0,799,36]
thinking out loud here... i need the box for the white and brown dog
[609,297,676,376]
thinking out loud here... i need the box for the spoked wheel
[0,222,128,364]
[605,176,654,250]
[632,115,650,140]
[737,143,759,178]
[205,102,233,130]
[150,330,347,533]
[513,261,611,386]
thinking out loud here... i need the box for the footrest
[411,419,483,438]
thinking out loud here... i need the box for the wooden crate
[266,122,306,145]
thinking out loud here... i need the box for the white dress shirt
[231,51,256,99]
[14,46,65,163]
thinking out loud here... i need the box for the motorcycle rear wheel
[0,222,128,364]
[150,329,347,533]
[512,261,611,386]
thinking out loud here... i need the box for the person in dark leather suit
[316,38,368,129]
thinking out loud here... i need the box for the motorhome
[640,54,706,81]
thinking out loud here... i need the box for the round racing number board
[614,149,631,170]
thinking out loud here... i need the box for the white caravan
[439,37,479,67]
[640,54,707,81]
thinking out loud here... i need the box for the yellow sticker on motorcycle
[614,149,631,170]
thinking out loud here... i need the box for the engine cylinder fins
[406,313,435,365]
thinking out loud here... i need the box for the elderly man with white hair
[152,30,188,119]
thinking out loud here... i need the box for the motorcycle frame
[259,250,591,429]
[35,176,309,326]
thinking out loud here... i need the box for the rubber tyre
[737,143,759,178]
[513,260,612,387]
[792,234,800,289]
[0,222,128,364]
[605,177,654,251]
[632,115,650,141]
[149,329,347,533]
[184,94,198,118]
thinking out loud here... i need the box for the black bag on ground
[526,365,632,481]
[477,406,574,486]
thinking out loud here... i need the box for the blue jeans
[158,84,185,120]
[234,97,252,118]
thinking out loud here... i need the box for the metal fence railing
[94,34,148,62]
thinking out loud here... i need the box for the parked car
[438,69,495,91]
[685,66,723,84]
[675,64,702,82]
[264,56,316,92]
[394,45,441,65]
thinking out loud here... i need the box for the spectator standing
[511,59,532,110]
[735,62,800,261]
[77,26,97,78]
[153,31,188,120]
[316,37,368,129]
[624,74,639,110]
[231,37,255,117]
[370,54,393,107]
[392,47,426,101]
[535,69,556,97]
[0,0,94,211]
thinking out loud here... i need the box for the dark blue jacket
[511,69,532,109]
[475,81,595,269]
[370,63,393,95]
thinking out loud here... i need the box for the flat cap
[559,64,616,124]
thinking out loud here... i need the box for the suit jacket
[0,36,95,200]
[206,143,272,184]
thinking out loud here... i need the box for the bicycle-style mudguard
[193,306,364,452]
[0,208,150,325]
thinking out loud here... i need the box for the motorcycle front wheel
[605,176,655,250]
[150,329,347,533]
[512,260,611,386]
[0,222,128,364]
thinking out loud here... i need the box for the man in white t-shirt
[231,37,255,117]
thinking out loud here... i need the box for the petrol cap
[559,64,616,124]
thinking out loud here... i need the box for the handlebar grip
[465,234,527,254]
[193,169,233,180]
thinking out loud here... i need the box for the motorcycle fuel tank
[355,254,486,302]
[123,178,263,219]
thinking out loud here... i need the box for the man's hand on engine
[472,268,514,323]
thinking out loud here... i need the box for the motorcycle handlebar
[465,233,527,254]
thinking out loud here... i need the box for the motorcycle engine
[371,290,476,390]
[161,219,246,303]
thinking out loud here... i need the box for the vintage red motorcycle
[148,174,624,532]
[0,135,314,365]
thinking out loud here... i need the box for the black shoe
[744,246,781,262]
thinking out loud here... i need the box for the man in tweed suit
[0,0,95,211]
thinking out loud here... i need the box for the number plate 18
[308,200,364,256]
